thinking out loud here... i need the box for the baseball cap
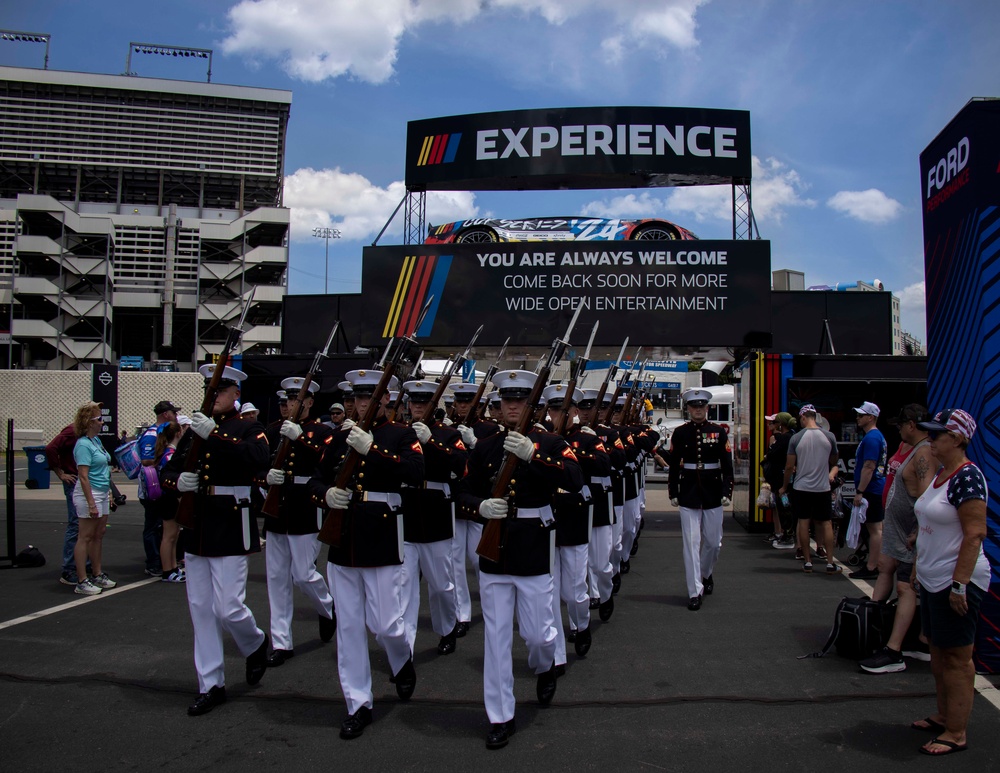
[769,411,795,428]
[854,401,880,417]
[153,400,179,415]
[798,404,817,416]
[887,404,928,426]
[918,408,977,441]
[329,402,345,413]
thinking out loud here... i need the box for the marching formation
[160,311,728,749]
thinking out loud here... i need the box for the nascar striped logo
[417,133,462,166]
[382,254,452,338]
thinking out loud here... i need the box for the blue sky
[4,0,999,343]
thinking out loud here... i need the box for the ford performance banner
[406,106,752,191]
[360,240,770,348]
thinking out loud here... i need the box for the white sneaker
[91,573,117,589]
[75,579,102,596]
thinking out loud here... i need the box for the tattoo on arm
[914,454,931,484]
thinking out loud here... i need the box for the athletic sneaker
[826,563,843,574]
[860,646,906,674]
[815,546,828,560]
[903,643,931,662]
[60,571,79,586]
[161,569,186,583]
[144,567,163,577]
[802,562,813,573]
[75,579,102,596]
[772,536,796,550]
[91,573,117,589]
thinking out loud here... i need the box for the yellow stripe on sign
[418,136,434,166]
[383,255,416,338]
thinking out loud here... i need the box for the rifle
[553,321,598,436]
[175,287,256,529]
[459,337,509,426]
[620,359,647,426]
[602,346,641,425]
[476,302,583,563]
[260,320,340,519]
[388,351,424,422]
[428,325,482,421]
[590,337,628,429]
[317,298,433,547]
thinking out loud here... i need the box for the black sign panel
[406,106,752,191]
[91,364,119,454]
[360,240,770,348]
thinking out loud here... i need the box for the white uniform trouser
[620,495,641,559]
[611,505,624,570]
[327,563,411,715]
[265,532,334,651]
[588,524,614,602]
[678,505,724,599]
[452,520,483,623]
[552,544,591,666]
[480,570,557,725]
[185,553,265,694]
[402,539,458,651]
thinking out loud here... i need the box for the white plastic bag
[846,498,869,549]
[756,482,775,509]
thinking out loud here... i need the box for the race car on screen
[425,217,698,244]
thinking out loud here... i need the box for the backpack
[13,545,45,568]
[799,596,896,660]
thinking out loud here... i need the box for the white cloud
[827,189,903,224]
[283,167,479,241]
[223,0,706,83]
[897,280,927,341]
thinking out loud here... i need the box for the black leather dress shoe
[246,634,269,685]
[437,629,457,655]
[589,597,600,610]
[266,648,294,667]
[455,621,470,638]
[598,596,615,622]
[566,628,577,643]
[394,658,416,701]
[630,537,639,556]
[339,706,373,740]
[187,685,226,716]
[536,665,557,706]
[611,573,621,594]
[620,559,631,574]
[687,595,702,611]
[703,575,714,595]
[553,663,566,678]
[574,625,592,657]
[319,612,336,642]
[485,718,516,749]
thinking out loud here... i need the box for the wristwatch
[951,580,967,595]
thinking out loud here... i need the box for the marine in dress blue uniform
[666,388,735,611]
[161,365,271,716]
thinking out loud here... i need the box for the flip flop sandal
[919,738,967,756]
[911,717,946,733]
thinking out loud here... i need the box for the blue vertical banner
[461,359,476,384]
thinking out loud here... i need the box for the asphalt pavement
[1,468,998,771]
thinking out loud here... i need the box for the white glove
[340,418,356,431]
[346,426,373,456]
[412,421,432,444]
[579,426,596,436]
[441,416,454,426]
[457,424,477,449]
[265,468,285,486]
[280,420,302,441]
[325,487,351,510]
[669,497,679,507]
[479,498,508,519]
[721,496,732,507]
[503,430,535,461]
[190,412,216,440]
[177,472,200,493]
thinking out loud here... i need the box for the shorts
[792,489,833,522]
[920,582,985,648]
[73,487,111,519]
[896,560,913,584]
[861,491,884,524]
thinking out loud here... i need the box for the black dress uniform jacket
[458,426,584,576]
[667,421,735,509]
[162,410,270,557]
[308,415,424,568]
[555,426,612,546]
[593,423,627,522]
[259,417,334,535]
[402,421,467,543]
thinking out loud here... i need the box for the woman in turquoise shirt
[72,402,117,596]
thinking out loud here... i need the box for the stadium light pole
[0,30,51,69]
[125,42,214,82]
[312,227,342,294]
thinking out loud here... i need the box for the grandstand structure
[0,65,291,369]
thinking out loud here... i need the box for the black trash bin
[23,445,50,489]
